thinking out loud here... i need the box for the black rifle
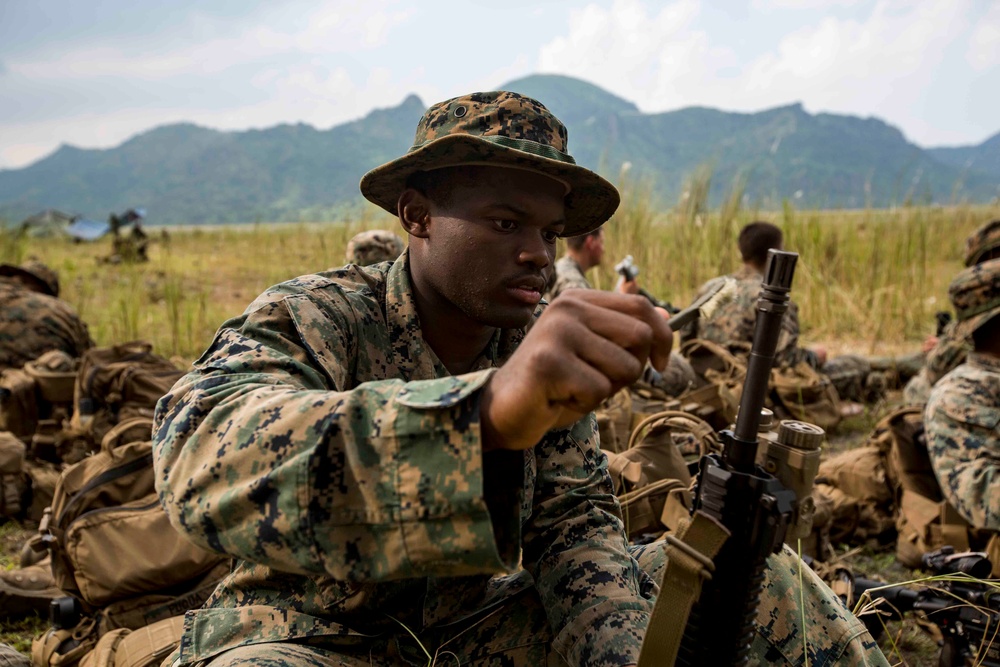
[613,255,680,314]
[676,249,818,666]
[853,547,999,667]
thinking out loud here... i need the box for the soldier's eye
[542,230,559,243]
[494,219,517,231]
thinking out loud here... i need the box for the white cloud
[536,0,978,144]
[966,4,1000,70]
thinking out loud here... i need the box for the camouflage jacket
[925,352,1000,531]
[153,251,651,666]
[0,280,93,371]
[544,255,590,302]
[924,321,971,387]
[681,266,818,369]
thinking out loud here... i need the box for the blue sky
[0,0,997,169]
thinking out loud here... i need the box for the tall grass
[9,192,999,365]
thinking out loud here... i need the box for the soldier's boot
[0,556,60,619]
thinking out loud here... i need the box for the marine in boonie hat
[949,257,1000,338]
[345,229,405,266]
[963,219,1000,267]
[359,91,619,237]
[0,260,60,297]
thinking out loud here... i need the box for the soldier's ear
[398,189,431,239]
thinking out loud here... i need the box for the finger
[566,327,646,387]
[562,295,673,371]
[547,360,614,420]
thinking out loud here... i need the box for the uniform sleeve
[925,376,1000,531]
[152,291,522,582]
[522,416,652,666]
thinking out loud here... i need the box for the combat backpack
[32,417,228,667]
[605,410,720,540]
[68,342,183,447]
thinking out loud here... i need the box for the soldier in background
[682,221,886,405]
[0,260,92,371]
[544,225,695,396]
[925,257,1000,570]
[544,225,638,300]
[905,219,1000,405]
[345,229,405,266]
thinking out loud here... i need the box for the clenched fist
[481,289,672,451]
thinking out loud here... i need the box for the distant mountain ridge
[0,75,996,225]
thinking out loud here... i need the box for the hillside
[0,75,997,225]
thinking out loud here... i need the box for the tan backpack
[769,361,843,432]
[42,418,225,607]
[69,342,184,447]
[605,411,720,540]
[31,418,228,667]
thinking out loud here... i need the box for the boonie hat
[963,219,1000,267]
[346,230,405,266]
[360,91,619,237]
[0,260,59,297]
[949,257,1000,337]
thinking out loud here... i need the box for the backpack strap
[637,511,730,667]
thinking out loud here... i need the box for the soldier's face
[412,165,566,329]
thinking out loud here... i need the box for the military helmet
[360,91,619,237]
[949,257,1000,337]
[346,230,405,266]
[963,219,1000,267]
[0,259,60,296]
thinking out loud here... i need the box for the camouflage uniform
[0,276,93,372]
[345,230,405,266]
[925,258,1000,532]
[684,266,816,369]
[904,220,1000,406]
[545,255,591,301]
[683,267,879,402]
[154,251,885,666]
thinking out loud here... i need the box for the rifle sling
[637,511,730,667]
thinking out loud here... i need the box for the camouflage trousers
[822,354,877,403]
[185,543,886,667]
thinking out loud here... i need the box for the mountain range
[1,74,997,226]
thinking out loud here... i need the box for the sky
[1,0,998,170]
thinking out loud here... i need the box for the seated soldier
[0,260,93,372]
[545,225,695,396]
[344,229,406,266]
[153,91,885,667]
[925,258,999,572]
[682,221,884,405]
[905,219,1000,405]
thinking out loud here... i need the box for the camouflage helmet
[346,229,405,266]
[359,91,619,237]
[963,219,1000,266]
[0,259,59,296]
[949,257,1000,338]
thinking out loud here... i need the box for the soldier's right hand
[480,290,672,451]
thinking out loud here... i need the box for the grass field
[3,198,997,365]
[2,198,998,664]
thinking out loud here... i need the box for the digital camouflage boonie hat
[359,91,620,237]
[0,260,59,297]
[964,219,1000,266]
[949,257,1000,337]
[346,229,405,266]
